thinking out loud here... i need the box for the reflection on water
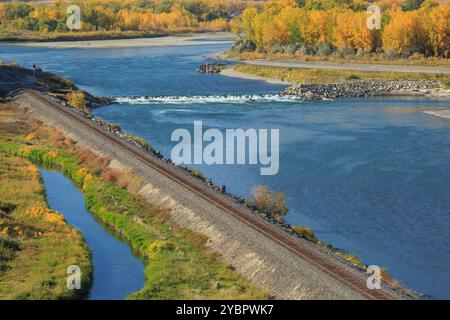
[39,168,145,300]
[2,43,450,298]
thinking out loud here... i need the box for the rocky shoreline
[280,80,444,100]
[2,64,416,299]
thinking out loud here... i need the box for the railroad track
[0,68,405,300]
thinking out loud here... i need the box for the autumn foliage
[234,0,450,58]
[248,185,289,221]
[0,0,246,35]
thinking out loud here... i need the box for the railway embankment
[0,64,410,299]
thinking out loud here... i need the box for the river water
[2,42,450,299]
[39,168,145,300]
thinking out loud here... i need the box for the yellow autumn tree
[230,16,241,35]
[426,4,450,57]
[241,7,258,40]
[251,12,272,50]
[332,9,378,52]
[332,10,355,49]
[264,0,299,15]
[301,10,332,48]
[274,6,305,45]
[382,9,426,54]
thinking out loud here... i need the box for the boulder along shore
[280,80,448,100]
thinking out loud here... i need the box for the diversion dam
[113,94,301,105]
[13,89,403,300]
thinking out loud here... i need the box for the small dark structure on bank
[197,62,225,74]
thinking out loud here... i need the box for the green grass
[0,104,268,300]
[0,147,92,299]
[125,133,151,149]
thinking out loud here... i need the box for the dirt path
[234,59,450,74]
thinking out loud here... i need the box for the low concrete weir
[12,89,405,300]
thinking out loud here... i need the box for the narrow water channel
[39,168,145,300]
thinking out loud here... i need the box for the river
[40,168,145,300]
[2,42,450,299]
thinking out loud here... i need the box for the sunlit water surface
[2,43,449,298]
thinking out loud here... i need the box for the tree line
[0,0,247,34]
[231,0,449,58]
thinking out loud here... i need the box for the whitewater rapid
[114,94,301,105]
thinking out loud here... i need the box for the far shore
[220,67,450,98]
[0,32,234,49]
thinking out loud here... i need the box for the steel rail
[0,69,403,300]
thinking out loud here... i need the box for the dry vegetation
[0,102,268,300]
[232,64,450,85]
[0,103,91,300]
[247,185,289,222]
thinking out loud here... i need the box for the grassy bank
[0,103,268,300]
[0,30,164,43]
[232,64,450,86]
[0,104,91,300]
[0,29,205,43]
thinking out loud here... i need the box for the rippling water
[2,43,450,299]
[114,93,301,104]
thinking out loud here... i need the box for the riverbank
[229,64,450,85]
[0,101,268,300]
[2,61,420,298]
[423,109,450,120]
[219,65,450,100]
[1,33,233,49]
[280,80,449,101]
[220,68,290,85]
[0,105,92,300]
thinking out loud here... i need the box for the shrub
[315,42,334,56]
[248,185,288,220]
[67,91,88,114]
[24,133,37,142]
[356,48,369,57]
[335,46,356,58]
[292,225,318,243]
[231,38,256,53]
[101,168,121,183]
[146,240,175,258]
[190,168,206,182]
[383,47,400,59]
[76,149,96,165]
[338,252,366,270]
[92,156,110,170]
[296,44,314,56]
[271,44,284,54]
[284,44,300,55]
[126,133,150,149]
[346,74,361,80]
